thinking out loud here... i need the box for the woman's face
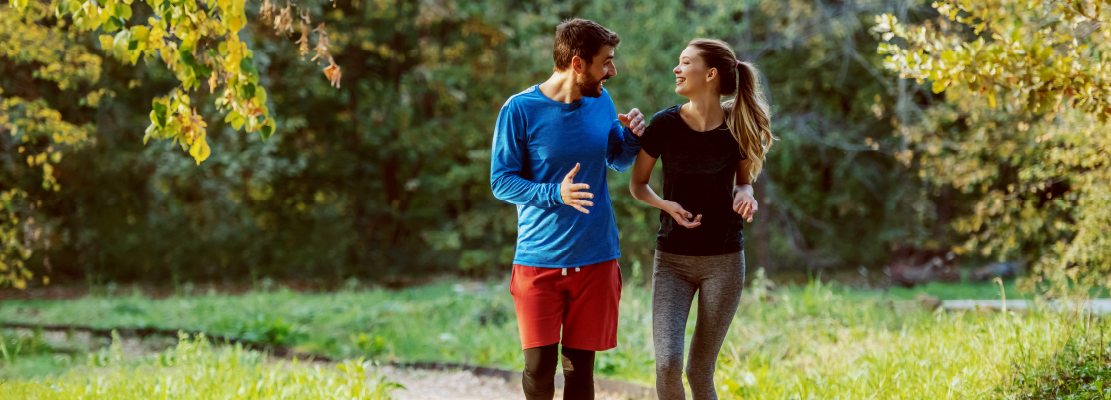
[674,46,714,98]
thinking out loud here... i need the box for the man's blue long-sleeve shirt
[490,85,641,268]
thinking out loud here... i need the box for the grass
[1003,313,1111,400]
[0,332,397,400]
[0,328,83,381]
[0,276,1103,399]
[884,279,1029,300]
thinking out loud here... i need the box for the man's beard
[578,74,606,98]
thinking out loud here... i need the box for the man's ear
[571,55,585,75]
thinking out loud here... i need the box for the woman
[629,38,774,400]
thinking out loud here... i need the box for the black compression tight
[522,343,595,400]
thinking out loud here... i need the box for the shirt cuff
[621,125,642,146]
[551,183,564,205]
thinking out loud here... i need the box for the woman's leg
[560,346,596,399]
[653,250,699,400]
[686,251,745,400]
[523,343,560,400]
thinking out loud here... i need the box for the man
[490,18,645,400]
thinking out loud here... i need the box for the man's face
[576,45,617,98]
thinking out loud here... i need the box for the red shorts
[510,259,622,351]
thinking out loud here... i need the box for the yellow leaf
[190,136,211,164]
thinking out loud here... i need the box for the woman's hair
[688,38,775,182]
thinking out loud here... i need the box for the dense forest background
[6,0,1102,287]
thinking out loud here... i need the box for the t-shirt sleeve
[490,100,563,207]
[640,111,668,159]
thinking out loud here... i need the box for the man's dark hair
[553,19,620,72]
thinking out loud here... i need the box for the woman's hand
[733,191,758,223]
[664,201,702,229]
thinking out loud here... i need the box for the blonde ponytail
[725,61,774,182]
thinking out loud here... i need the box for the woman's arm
[630,149,702,228]
[732,158,758,222]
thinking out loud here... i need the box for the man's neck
[539,72,582,104]
[681,93,725,132]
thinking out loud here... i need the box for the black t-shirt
[640,105,745,256]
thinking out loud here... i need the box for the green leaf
[193,64,212,79]
[104,17,122,33]
[227,111,245,130]
[115,3,132,20]
[180,51,196,67]
[112,30,131,52]
[260,121,274,140]
[254,87,267,104]
[239,57,257,76]
[153,102,168,128]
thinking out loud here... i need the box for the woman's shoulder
[649,105,683,125]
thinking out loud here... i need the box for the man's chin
[582,85,604,98]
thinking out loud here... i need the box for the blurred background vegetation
[2,0,1106,290]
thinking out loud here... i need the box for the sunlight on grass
[0,333,397,400]
[710,281,1079,399]
[0,278,1097,399]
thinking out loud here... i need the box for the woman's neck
[680,93,725,132]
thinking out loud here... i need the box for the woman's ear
[706,67,718,83]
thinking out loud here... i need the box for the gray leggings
[652,250,745,400]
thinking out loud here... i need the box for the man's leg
[512,265,569,400]
[560,346,596,399]
[524,343,560,400]
[560,259,622,400]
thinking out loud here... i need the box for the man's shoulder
[502,85,543,109]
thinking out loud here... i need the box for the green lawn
[0,332,397,400]
[1,276,1106,399]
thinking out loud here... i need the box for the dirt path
[377,365,629,400]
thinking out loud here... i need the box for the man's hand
[733,191,758,223]
[560,163,593,214]
[663,201,702,229]
[618,108,646,136]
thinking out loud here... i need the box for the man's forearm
[607,127,642,172]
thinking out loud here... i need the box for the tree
[1,0,336,287]
[873,0,1110,290]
